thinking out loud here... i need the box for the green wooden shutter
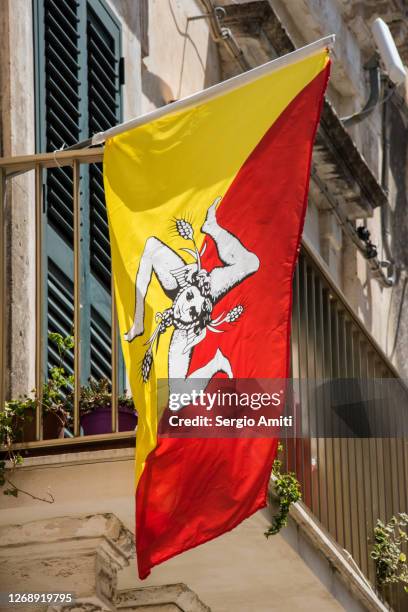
[34,0,124,393]
[90,306,112,380]
[86,0,122,382]
[42,0,81,244]
[47,259,75,378]
[87,0,121,291]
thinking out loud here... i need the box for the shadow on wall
[388,101,408,372]
[142,65,176,108]
[204,30,221,90]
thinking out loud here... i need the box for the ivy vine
[265,443,302,537]
[371,513,408,594]
[0,332,74,501]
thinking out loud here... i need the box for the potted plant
[2,332,72,444]
[34,332,72,440]
[78,378,137,435]
[9,395,66,443]
[17,332,73,441]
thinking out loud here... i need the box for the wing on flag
[103,41,331,578]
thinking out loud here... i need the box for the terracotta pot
[14,407,66,442]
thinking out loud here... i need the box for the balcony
[0,150,407,611]
[0,148,134,451]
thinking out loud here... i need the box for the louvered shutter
[35,0,123,391]
[86,1,122,382]
[90,307,112,380]
[47,259,74,383]
[44,0,81,245]
[87,3,121,290]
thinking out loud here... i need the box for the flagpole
[91,35,335,146]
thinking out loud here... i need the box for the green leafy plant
[0,400,27,497]
[0,399,54,502]
[44,332,74,415]
[77,377,135,416]
[265,443,302,537]
[371,513,408,593]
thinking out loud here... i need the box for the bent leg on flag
[125,237,184,341]
[203,200,260,303]
[168,330,232,405]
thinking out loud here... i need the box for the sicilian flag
[102,38,331,578]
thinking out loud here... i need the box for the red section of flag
[136,64,330,579]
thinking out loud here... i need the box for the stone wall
[0,0,36,397]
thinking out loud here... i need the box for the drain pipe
[341,55,382,127]
[380,84,397,283]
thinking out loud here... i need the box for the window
[34,0,124,386]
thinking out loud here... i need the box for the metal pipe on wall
[0,169,6,411]
[73,160,81,437]
[111,275,118,433]
[35,164,43,440]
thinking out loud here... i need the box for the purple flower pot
[80,407,137,436]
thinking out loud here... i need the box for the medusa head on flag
[124,197,259,392]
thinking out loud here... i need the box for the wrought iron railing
[1,150,407,609]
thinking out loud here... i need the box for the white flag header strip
[91,35,335,146]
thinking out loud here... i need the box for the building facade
[0,1,407,610]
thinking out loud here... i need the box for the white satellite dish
[371,18,406,87]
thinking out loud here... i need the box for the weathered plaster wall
[141,0,221,112]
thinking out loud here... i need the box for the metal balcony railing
[0,148,128,448]
[288,246,408,611]
[1,150,407,610]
